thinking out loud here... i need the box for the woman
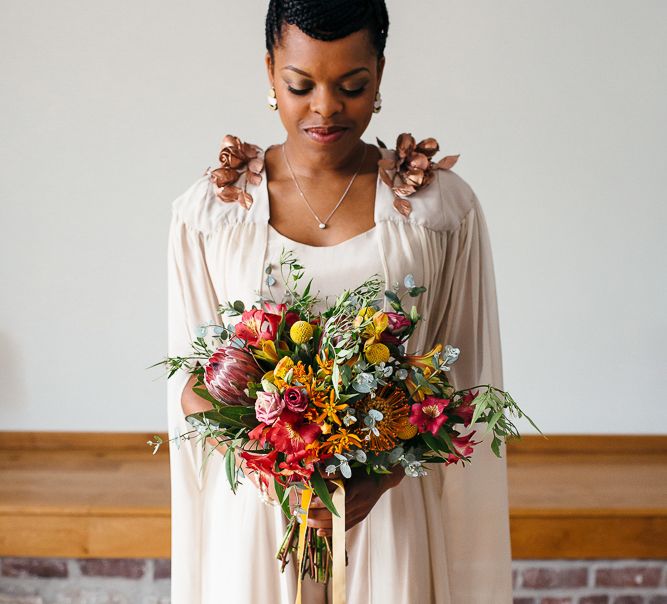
[167,1,513,602]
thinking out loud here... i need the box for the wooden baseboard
[1,432,665,559]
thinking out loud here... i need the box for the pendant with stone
[318,223,326,229]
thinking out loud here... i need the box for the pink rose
[283,387,308,413]
[255,391,285,425]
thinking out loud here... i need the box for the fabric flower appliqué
[377,132,460,217]
[204,134,265,210]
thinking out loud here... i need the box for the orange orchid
[321,429,364,455]
[315,351,334,376]
[312,389,348,426]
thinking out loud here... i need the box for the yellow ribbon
[294,486,313,604]
[331,479,346,604]
[294,480,346,604]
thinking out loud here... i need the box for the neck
[281,137,368,180]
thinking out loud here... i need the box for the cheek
[278,94,309,121]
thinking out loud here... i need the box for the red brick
[541,598,573,604]
[595,566,661,588]
[1,558,67,578]
[522,567,588,589]
[0,595,43,604]
[77,558,144,579]
[579,597,609,604]
[612,597,644,604]
[153,559,171,580]
[514,599,536,604]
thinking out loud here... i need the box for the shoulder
[171,134,265,233]
[377,132,476,232]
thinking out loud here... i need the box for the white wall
[1,1,665,433]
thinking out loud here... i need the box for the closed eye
[287,86,366,97]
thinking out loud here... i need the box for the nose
[310,86,344,118]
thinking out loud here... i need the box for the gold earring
[373,90,382,113]
[267,86,278,111]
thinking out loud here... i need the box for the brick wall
[512,560,667,604]
[1,558,666,603]
[0,558,170,604]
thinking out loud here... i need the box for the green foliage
[310,471,340,518]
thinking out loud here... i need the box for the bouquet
[151,248,540,600]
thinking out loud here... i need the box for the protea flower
[203,345,263,406]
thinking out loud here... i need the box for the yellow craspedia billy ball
[290,320,314,344]
[396,416,418,440]
[364,342,390,364]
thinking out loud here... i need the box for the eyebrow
[281,66,370,79]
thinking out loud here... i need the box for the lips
[306,126,347,134]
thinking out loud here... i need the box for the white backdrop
[1,1,665,433]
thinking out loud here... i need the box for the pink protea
[203,345,263,406]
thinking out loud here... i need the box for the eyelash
[287,85,366,97]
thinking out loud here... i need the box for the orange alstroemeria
[252,339,280,364]
[403,343,444,402]
[354,307,389,349]
[404,342,442,372]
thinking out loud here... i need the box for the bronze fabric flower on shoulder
[204,134,265,210]
[377,133,460,217]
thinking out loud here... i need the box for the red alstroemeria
[234,308,281,347]
[248,422,271,447]
[444,431,482,465]
[262,302,300,329]
[277,452,315,484]
[409,395,450,436]
[454,389,479,427]
[239,448,281,489]
[267,410,321,456]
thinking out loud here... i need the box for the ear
[376,55,386,89]
[265,52,274,85]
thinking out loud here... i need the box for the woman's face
[266,23,385,158]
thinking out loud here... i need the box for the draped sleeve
[436,190,504,392]
[166,175,222,603]
[433,184,514,603]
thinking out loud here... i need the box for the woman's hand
[304,466,406,537]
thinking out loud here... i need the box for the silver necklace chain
[281,141,368,229]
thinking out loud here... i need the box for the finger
[307,518,332,530]
[307,509,332,522]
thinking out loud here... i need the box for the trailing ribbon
[293,480,347,604]
[331,479,346,604]
[294,486,313,604]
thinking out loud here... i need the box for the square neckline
[255,142,387,250]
